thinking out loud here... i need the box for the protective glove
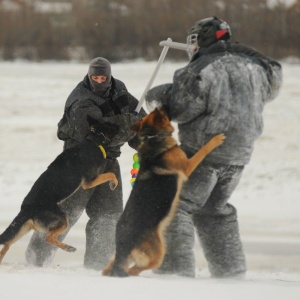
[101,113,139,147]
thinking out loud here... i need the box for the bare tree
[0,0,299,61]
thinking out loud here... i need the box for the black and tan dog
[0,116,119,264]
[102,107,225,277]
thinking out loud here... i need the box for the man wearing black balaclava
[88,57,112,96]
[25,57,147,270]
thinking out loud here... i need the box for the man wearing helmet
[145,17,282,278]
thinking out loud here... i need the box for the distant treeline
[0,0,299,61]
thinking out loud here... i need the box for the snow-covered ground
[0,60,299,299]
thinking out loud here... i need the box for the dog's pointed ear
[153,110,163,125]
[160,105,171,121]
[131,120,141,132]
[154,107,170,124]
[87,115,100,127]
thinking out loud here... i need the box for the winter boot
[193,204,247,278]
[84,213,120,271]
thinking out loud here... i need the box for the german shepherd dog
[0,116,119,264]
[102,107,225,277]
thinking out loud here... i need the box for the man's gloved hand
[101,113,139,147]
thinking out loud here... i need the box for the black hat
[188,16,232,48]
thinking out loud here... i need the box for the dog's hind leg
[0,220,33,264]
[127,249,164,276]
[128,232,165,276]
[102,260,129,277]
[102,259,114,276]
[44,222,76,252]
[102,252,134,277]
[185,133,226,177]
[82,172,118,191]
[0,244,10,264]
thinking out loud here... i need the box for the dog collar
[98,145,107,159]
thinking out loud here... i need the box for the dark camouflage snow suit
[145,40,282,277]
[25,75,146,270]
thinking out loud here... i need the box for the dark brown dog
[102,107,225,277]
[0,116,119,264]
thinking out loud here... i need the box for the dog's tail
[0,209,32,245]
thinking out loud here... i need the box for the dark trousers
[25,158,123,270]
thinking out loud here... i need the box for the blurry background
[0,1,300,292]
[0,0,299,62]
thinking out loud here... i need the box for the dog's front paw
[212,133,226,146]
[109,179,118,191]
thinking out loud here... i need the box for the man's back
[170,42,282,165]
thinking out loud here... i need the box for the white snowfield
[0,61,299,300]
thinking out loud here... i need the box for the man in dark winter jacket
[25,57,147,270]
[145,17,282,278]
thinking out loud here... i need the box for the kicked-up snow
[0,60,299,300]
